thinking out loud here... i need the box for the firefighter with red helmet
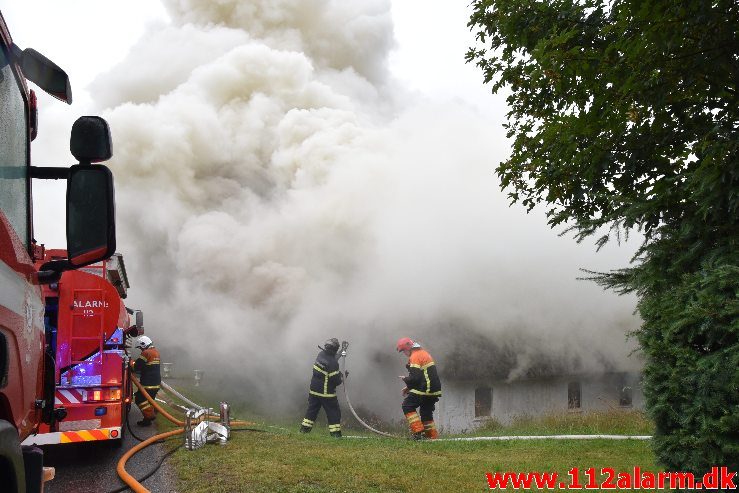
[132,336,161,426]
[300,338,344,437]
[397,337,442,439]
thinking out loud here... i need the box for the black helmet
[323,338,340,355]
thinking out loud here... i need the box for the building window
[474,387,492,417]
[619,386,633,407]
[568,381,581,409]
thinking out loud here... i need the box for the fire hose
[114,374,257,493]
[161,381,203,409]
[116,428,184,493]
[339,341,397,438]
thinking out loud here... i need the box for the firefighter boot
[404,411,425,437]
[328,423,341,438]
[300,425,311,433]
[300,418,314,433]
[411,431,427,441]
[137,418,153,427]
[422,420,439,439]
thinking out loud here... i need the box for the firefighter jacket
[133,346,161,388]
[309,349,343,398]
[403,348,442,397]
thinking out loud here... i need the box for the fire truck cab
[0,10,117,493]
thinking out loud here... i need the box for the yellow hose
[131,375,185,426]
[116,428,184,493]
[131,374,254,426]
[118,375,256,492]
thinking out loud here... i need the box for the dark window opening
[568,381,581,409]
[474,387,492,417]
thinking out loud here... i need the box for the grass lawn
[168,431,658,492]
[472,410,654,436]
[155,381,659,492]
[162,422,657,492]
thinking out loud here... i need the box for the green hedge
[637,255,739,472]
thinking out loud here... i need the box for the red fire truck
[21,250,141,448]
[0,10,117,493]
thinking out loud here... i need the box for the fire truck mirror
[70,116,112,163]
[16,47,72,104]
[135,310,144,332]
[66,164,116,268]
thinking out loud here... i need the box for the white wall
[437,372,644,433]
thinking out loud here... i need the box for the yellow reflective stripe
[139,402,152,410]
[143,385,160,389]
[409,389,442,396]
[60,429,110,442]
[328,424,341,431]
[301,419,314,426]
[407,361,437,393]
[77,430,96,441]
[309,390,336,398]
[312,364,337,394]
[146,360,160,365]
[60,433,85,443]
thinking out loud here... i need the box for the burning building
[432,330,644,432]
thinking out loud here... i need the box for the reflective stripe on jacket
[133,346,161,387]
[403,348,441,396]
[309,349,342,397]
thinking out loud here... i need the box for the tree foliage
[467,0,738,471]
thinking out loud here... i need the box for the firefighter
[300,338,343,437]
[132,336,161,426]
[397,337,442,439]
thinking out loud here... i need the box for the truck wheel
[0,419,27,493]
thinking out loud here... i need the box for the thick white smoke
[91,0,641,417]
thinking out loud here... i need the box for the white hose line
[157,390,192,413]
[340,355,397,438]
[432,434,652,441]
[161,380,204,409]
[343,434,652,441]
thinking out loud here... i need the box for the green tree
[467,0,739,471]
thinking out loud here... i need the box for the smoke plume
[92,0,642,418]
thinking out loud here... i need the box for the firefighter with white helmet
[132,336,161,426]
[135,335,152,351]
[300,338,344,437]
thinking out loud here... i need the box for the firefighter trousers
[301,394,341,434]
[134,387,159,420]
[402,393,439,438]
